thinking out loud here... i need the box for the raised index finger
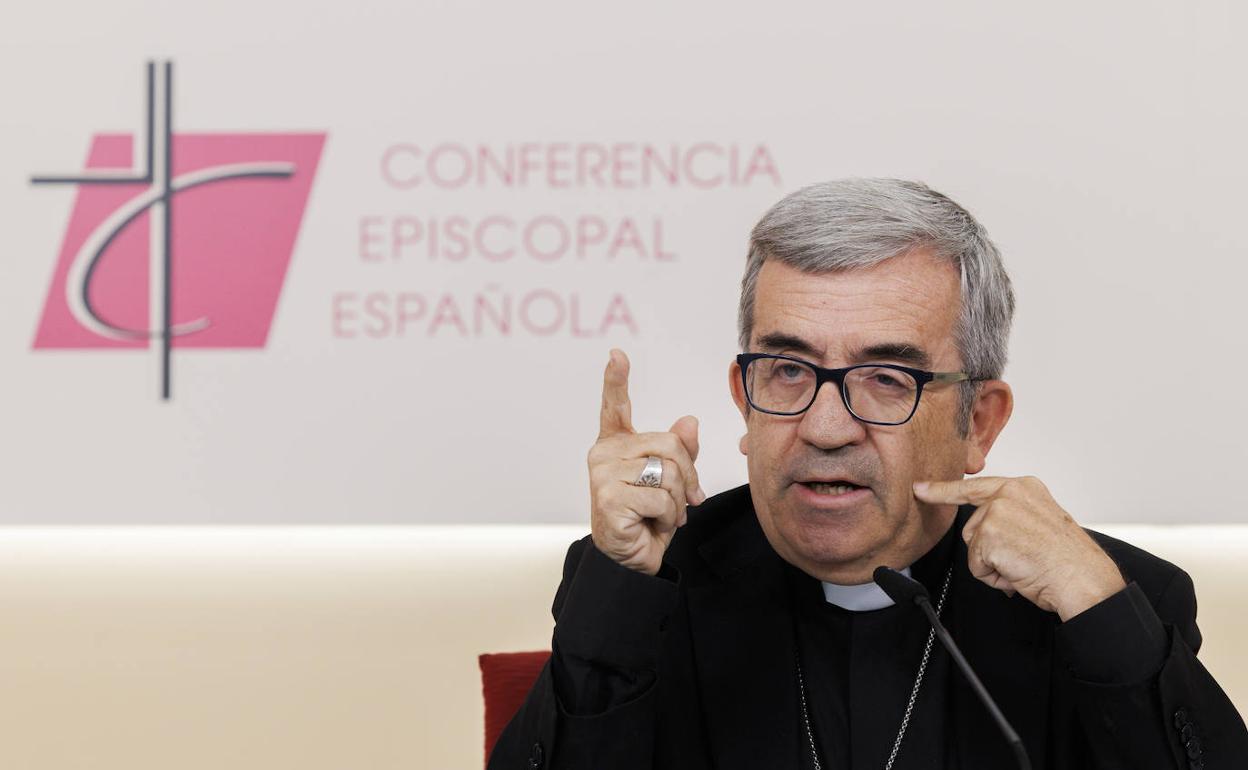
[912,476,1009,506]
[599,348,635,438]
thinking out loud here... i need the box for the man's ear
[964,380,1013,474]
[728,360,748,419]
[728,360,750,455]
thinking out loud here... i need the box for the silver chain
[796,565,953,770]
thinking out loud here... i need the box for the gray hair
[737,178,1015,436]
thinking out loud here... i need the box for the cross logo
[31,61,325,399]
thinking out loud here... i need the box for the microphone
[873,566,1032,770]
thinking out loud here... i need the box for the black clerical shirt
[784,519,958,770]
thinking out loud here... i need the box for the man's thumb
[669,414,701,462]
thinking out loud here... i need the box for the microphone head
[873,566,931,606]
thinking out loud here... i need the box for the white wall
[2,0,1245,523]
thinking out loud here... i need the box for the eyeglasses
[736,352,977,425]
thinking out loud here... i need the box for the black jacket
[488,483,1248,769]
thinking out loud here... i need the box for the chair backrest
[479,650,551,766]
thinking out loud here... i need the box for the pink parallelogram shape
[33,132,326,349]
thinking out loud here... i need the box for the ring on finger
[633,455,664,487]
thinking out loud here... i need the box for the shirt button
[528,741,544,769]
[1185,737,1202,759]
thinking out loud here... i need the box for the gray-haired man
[490,179,1247,769]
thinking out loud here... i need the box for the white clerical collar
[821,565,912,611]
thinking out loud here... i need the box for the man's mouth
[799,480,868,497]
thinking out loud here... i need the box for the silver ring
[634,455,664,487]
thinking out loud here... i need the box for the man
[488,179,1248,769]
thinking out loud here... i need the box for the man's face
[729,249,971,584]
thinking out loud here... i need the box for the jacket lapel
[948,503,1054,769]
[686,510,803,770]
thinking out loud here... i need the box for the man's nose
[796,380,868,449]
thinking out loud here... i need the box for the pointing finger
[913,476,1009,506]
[599,348,635,439]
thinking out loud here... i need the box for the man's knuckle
[978,519,997,540]
[664,458,682,482]
[665,493,679,517]
[653,433,677,452]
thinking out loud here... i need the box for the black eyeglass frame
[735,352,978,425]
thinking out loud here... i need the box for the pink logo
[31,61,325,399]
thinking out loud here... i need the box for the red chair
[479,650,551,766]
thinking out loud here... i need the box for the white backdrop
[2,0,1245,523]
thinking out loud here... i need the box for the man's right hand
[588,348,707,576]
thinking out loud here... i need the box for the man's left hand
[913,476,1127,622]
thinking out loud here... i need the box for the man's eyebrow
[854,343,932,369]
[754,332,932,369]
[754,332,821,358]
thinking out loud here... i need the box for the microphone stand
[875,567,1032,770]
